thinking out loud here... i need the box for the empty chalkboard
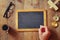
[16,9,46,31]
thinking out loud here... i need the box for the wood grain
[0,0,60,40]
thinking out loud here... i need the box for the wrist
[41,39,47,40]
[40,38,48,40]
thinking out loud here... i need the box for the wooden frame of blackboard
[16,9,46,32]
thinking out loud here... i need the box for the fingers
[39,26,51,40]
[39,25,49,34]
[39,28,42,39]
[39,28,42,35]
[39,25,45,35]
[44,26,48,32]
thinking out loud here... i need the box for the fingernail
[41,28,45,32]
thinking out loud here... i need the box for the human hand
[39,26,51,40]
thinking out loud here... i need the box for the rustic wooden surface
[0,0,60,40]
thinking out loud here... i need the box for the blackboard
[16,10,46,31]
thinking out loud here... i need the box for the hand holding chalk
[39,26,50,40]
